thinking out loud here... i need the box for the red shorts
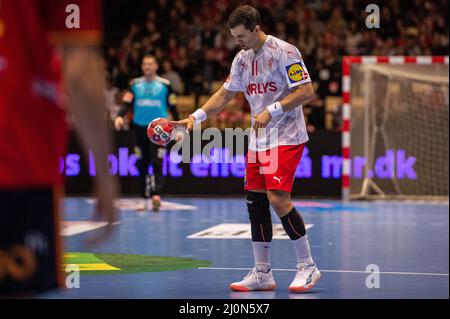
[244,144,305,193]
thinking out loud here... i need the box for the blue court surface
[39,197,449,299]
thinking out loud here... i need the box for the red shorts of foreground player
[244,144,305,193]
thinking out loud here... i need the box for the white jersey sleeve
[278,48,311,89]
[223,52,245,92]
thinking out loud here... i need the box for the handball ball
[147,118,175,146]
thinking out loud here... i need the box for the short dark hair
[142,54,157,63]
[228,5,262,31]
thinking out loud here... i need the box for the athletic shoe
[229,267,276,291]
[152,195,161,212]
[288,263,321,292]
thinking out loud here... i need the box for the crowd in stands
[104,0,449,132]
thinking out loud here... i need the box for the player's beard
[240,37,258,51]
[240,44,250,50]
[144,69,155,77]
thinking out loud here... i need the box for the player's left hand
[252,108,272,135]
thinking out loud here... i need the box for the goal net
[342,56,449,200]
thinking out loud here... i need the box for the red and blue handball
[147,118,175,146]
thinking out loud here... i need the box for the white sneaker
[151,195,161,212]
[229,267,276,292]
[288,263,321,292]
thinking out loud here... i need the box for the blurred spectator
[106,46,119,78]
[274,21,287,40]
[127,47,142,78]
[143,20,161,47]
[104,75,121,124]
[201,19,218,49]
[127,22,141,43]
[161,59,185,94]
[316,47,341,100]
[326,8,347,37]
[115,60,131,91]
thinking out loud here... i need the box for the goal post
[342,56,449,201]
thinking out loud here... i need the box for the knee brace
[246,191,272,242]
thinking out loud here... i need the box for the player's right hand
[170,116,195,132]
[114,116,124,131]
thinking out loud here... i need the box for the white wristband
[190,108,207,124]
[267,101,283,117]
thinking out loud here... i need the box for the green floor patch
[64,252,211,275]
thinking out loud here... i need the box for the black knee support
[280,207,306,240]
[246,191,272,242]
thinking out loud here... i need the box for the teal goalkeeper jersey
[128,76,176,127]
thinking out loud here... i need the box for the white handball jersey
[223,35,311,151]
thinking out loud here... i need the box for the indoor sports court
[39,197,448,299]
[0,0,448,301]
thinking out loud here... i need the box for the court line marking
[198,267,449,277]
[187,223,313,239]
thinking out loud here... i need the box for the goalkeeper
[114,55,179,211]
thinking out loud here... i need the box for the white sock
[252,241,271,273]
[292,234,314,266]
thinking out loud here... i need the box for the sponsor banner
[63,130,417,196]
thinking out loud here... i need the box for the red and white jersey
[223,35,311,151]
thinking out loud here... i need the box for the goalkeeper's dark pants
[134,125,165,198]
